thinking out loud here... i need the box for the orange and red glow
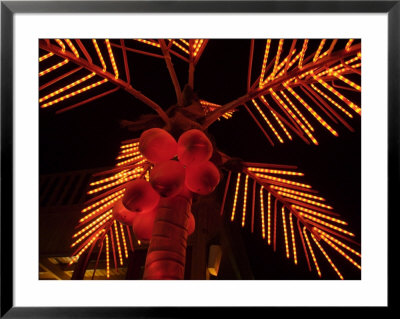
[113,221,124,266]
[55,39,66,52]
[169,39,190,55]
[276,51,301,78]
[81,189,125,213]
[69,229,105,265]
[73,210,113,239]
[280,90,315,132]
[65,39,80,58]
[39,72,96,103]
[270,39,284,80]
[289,213,298,264]
[105,39,119,79]
[260,186,266,239]
[317,229,361,270]
[281,207,290,259]
[300,212,354,237]
[311,71,361,115]
[120,141,140,149]
[40,78,108,108]
[263,49,296,83]
[251,99,284,143]
[270,89,318,145]
[231,173,241,221]
[329,71,361,91]
[317,54,361,77]
[119,222,129,259]
[284,84,339,136]
[311,233,343,279]
[90,170,130,186]
[292,205,347,225]
[316,229,361,257]
[39,52,54,62]
[271,186,325,201]
[135,39,161,48]
[254,173,312,189]
[260,39,272,84]
[303,226,321,277]
[277,191,333,209]
[193,39,204,57]
[105,234,110,278]
[260,96,292,140]
[39,59,69,77]
[241,175,249,227]
[116,155,145,167]
[79,195,124,223]
[87,172,142,194]
[298,39,308,69]
[120,146,140,154]
[92,39,107,71]
[247,167,303,176]
[71,213,112,247]
[313,39,326,61]
[267,192,271,245]
[310,84,354,118]
[345,39,354,52]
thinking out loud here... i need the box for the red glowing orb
[122,179,160,213]
[139,128,178,163]
[185,161,220,195]
[150,160,186,198]
[177,129,213,166]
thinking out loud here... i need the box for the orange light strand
[247,167,303,176]
[316,229,361,257]
[260,39,272,84]
[39,59,69,77]
[300,213,354,237]
[251,99,284,143]
[282,207,290,259]
[39,52,54,62]
[289,213,298,264]
[303,226,322,277]
[81,189,125,212]
[271,186,325,201]
[313,39,326,61]
[298,39,308,69]
[92,39,107,71]
[119,222,129,259]
[241,175,249,227]
[254,173,312,189]
[79,195,124,223]
[280,90,315,132]
[231,173,241,222]
[71,214,112,247]
[345,39,354,52]
[65,39,80,57]
[278,191,333,209]
[320,235,361,270]
[73,210,113,238]
[293,205,347,225]
[105,234,110,278]
[267,192,271,244]
[260,186,266,239]
[105,39,119,79]
[113,221,124,266]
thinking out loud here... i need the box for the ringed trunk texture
[143,192,192,280]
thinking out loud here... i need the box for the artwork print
[39,39,361,280]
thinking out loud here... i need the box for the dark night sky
[39,39,361,280]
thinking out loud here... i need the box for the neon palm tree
[39,38,361,280]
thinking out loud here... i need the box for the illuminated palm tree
[39,38,361,280]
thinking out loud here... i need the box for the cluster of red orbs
[113,128,220,240]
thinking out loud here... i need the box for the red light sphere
[131,208,157,240]
[185,161,220,195]
[112,200,137,225]
[122,179,160,213]
[177,129,213,166]
[187,211,195,236]
[139,128,178,163]
[150,160,186,198]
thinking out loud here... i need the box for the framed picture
[1,0,396,317]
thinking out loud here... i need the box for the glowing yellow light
[310,84,353,118]
[120,141,139,149]
[55,39,66,52]
[65,39,79,57]
[73,210,113,238]
[114,221,124,266]
[282,207,290,259]
[40,78,108,108]
[260,186,266,239]
[39,52,54,62]
[300,212,355,237]
[231,173,241,222]
[92,39,107,71]
[317,54,361,77]
[145,170,150,182]
[313,39,326,61]
[87,172,141,194]
[271,186,325,201]
[303,226,321,277]
[260,96,292,140]
[345,39,354,52]
[39,72,96,103]
[116,155,145,167]
[278,191,333,209]
[284,84,339,136]
[39,59,69,77]
[263,49,296,84]
[120,146,140,154]
[193,39,204,57]
[251,99,284,143]
[79,195,123,223]
[247,167,303,176]
[71,213,112,247]
[267,192,271,245]
[270,89,318,145]
[299,39,308,69]
[316,229,361,257]
[289,213,297,264]
[119,222,129,259]
[81,189,125,213]
[105,39,119,79]
[69,229,105,265]
[318,230,361,270]
[276,51,301,77]
[254,173,312,189]
[329,71,361,91]
[280,90,315,132]
[292,205,347,225]
[241,175,249,227]
[105,234,110,278]
[169,39,190,54]
[270,39,284,80]
[90,170,130,186]
[260,39,271,84]
[311,71,361,115]
[180,39,189,46]
[311,233,343,279]
[135,39,161,48]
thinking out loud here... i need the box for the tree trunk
[143,190,192,280]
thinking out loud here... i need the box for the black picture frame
[1,1,396,317]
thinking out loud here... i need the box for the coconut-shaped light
[185,161,220,195]
[177,129,213,166]
[122,179,160,213]
[112,200,137,225]
[187,211,195,236]
[139,128,178,163]
[150,160,186,198]
[132,208,157,240]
